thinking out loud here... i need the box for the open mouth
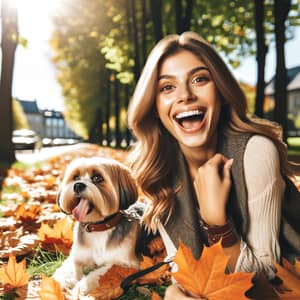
[174,108,206,131]
[72,197,95,221]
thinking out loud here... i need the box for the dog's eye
[91,174,103,184]
[73,174,80,181]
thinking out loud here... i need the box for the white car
[12,129,42,151]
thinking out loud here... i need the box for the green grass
[12,161,42,170]
[26,247,67,279]
[118,284,168,300]
[288,137,300,148]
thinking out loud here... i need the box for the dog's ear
[56,190,69,215]
[118,168,138,210]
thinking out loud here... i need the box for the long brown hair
[127,32,292,230]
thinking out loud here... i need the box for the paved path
[15,144,89,164]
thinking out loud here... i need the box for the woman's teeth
[175,110,205,126]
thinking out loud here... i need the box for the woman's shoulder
[244,134,281,178]
[245,135,279,158]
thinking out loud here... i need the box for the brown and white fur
[53,157,140,295]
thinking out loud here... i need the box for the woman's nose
[176,83,196,103]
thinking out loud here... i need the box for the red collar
[81,212,124,232]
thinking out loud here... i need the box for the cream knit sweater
[234,135,285,278]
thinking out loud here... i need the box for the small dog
[53,157,141,295]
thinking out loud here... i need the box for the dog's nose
[73,182,86,193]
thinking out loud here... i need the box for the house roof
[288,72,300,91]
[265,65,300,95]
[18,100,40,114]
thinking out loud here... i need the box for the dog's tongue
[72,198,89,222]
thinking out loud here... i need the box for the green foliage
[118,284,168,300]
[51,0,113,139]
[27,247,67,278]
[239,82,256,114]
[50,0,300,142]
[295,111,300,128]
[12,99,30,130]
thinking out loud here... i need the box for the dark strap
[81,212,123,232]
[120,261,170,291]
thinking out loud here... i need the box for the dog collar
[81,212,124,233]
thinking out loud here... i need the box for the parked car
[12,129,42,151]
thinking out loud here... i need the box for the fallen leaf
[39,276,65,300]
[246,273,280,300]
[137,256,171,285]
[172,241,253,300]
[147,237,166,256]
[152,291,162,300]
[15,203,41,222]
[38,218,73,240]
[38,218,73,254]
[282,258,300,278]
[90,264,138,299]
[273,261,300,299]
[0,255,29,290]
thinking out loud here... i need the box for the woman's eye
[91,174,103,184]
[192,75,209,84]
[73,174,80,181]
[159,84,174,93]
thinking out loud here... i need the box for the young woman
[127,32,298,299]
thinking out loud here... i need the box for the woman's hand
[164,284,205,300]
[193,153,233,225]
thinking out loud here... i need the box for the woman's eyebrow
[157,66,209,81]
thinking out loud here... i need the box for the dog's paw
[73,277,98,296]
[53,274,78,290]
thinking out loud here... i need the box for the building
[265,66,300,117]
[18,99,79,142]
[17,99,43,136]
[43,110,78,139]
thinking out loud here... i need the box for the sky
[10,0,300,112]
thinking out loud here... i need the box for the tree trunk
[88,108,102,145]
[274,0,291,142]
[105,74,111,146]
[125,84,132,147]
[175,0,193,34]
[0,0,17,164]
[254,0,267,118]
[141,0,147,65]
[130,0,141,83]
[114,78,121,148]
[150,0,163,42]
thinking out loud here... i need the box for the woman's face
[155,49,221,151]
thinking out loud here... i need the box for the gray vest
[165,131,300,260]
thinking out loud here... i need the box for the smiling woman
[127,31,300,300]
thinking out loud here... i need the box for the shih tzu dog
[53,157,142,295]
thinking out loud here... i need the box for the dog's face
[57,157,138,223]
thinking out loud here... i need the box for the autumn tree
[254,0,267,117]
[274,0,291,142]
[13,99,30,130]
[51,0,111,140]
[0,0,18,164]
[51,0,300,146]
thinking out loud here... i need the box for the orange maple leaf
[151,291,162,300]
[282,258,300,278]
[38,218,73,254]
[15,203,41,222]
[0,255,29,290]
[39,276,65,300]
[273,260,300,299]
[137,256,171,285]
[147,236,166,256]
[172,241,253,300]
[90,264,138,299]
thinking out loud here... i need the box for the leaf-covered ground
[0,143,300,300]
